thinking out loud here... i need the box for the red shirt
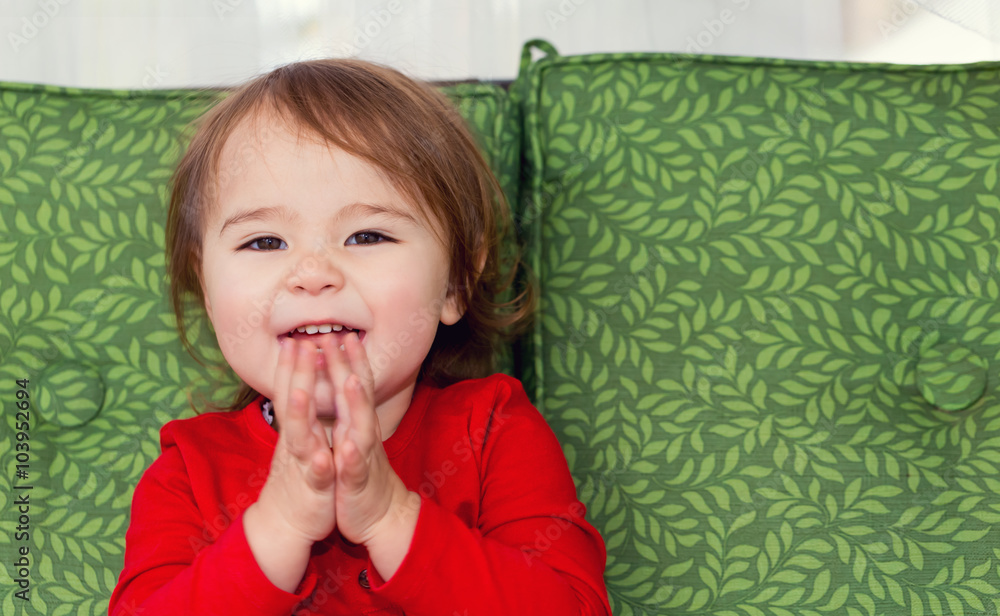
[109,373,611,615]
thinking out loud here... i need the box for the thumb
[335,436,370,491]
[306,446,338,491]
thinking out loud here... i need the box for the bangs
[196,60,467,238]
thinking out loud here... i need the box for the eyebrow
[218,202,419,238]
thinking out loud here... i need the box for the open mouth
[281,323,366,346]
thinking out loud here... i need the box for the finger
[291,342,337,488]
[342,332,378,442]
[343,331,375,404]
[319,334,353,427]
[285,389,335,492]
[329,376,377,492]
[315,337,369,467]
[283,339,319,458]
[331,371,375,484]
[306,442,337,490]
[272,337,296,428]
[333,426,369,490]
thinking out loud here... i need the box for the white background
[1,0,1000,89]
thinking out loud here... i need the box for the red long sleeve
[109,374,611,615]
[108,423,318,615]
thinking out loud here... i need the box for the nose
[286,248,345,294]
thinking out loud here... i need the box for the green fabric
[7,40,1000,616]
[514,40,1000,615]
[445,83,523,377]
[0,80,518,614]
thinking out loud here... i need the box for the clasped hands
[254,333,412,551]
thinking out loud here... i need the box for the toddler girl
[108,58,611,615]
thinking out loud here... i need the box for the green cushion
[445,83,523,377]
[0,79,519,614]
[514,40,1000,615]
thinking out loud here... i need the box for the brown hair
[166,58,534,412]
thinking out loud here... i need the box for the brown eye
[242,236,286,251]
[347,231,389,245]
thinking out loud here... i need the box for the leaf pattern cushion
[0,80,518,615]
[513,40,1000,615]
[6,39,1000,616]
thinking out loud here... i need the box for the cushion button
[916,341,987,412]
[37,361,105,427]
[358,568,370,589]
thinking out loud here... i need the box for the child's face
[198,113,463,424]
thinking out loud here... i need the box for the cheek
[201,268,257,333]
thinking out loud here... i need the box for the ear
[440,247,488,326]
[440,291,463,326]
[440,274,466,326]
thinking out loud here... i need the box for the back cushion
[0,79,518,614]
[516,45,1000,615]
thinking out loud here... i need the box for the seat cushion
[515,41,1000,615]
[0,79,519,613]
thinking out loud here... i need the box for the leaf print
[0,79,520,615]
[515,42,1000,615]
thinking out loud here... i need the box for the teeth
[292,323,351,335]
